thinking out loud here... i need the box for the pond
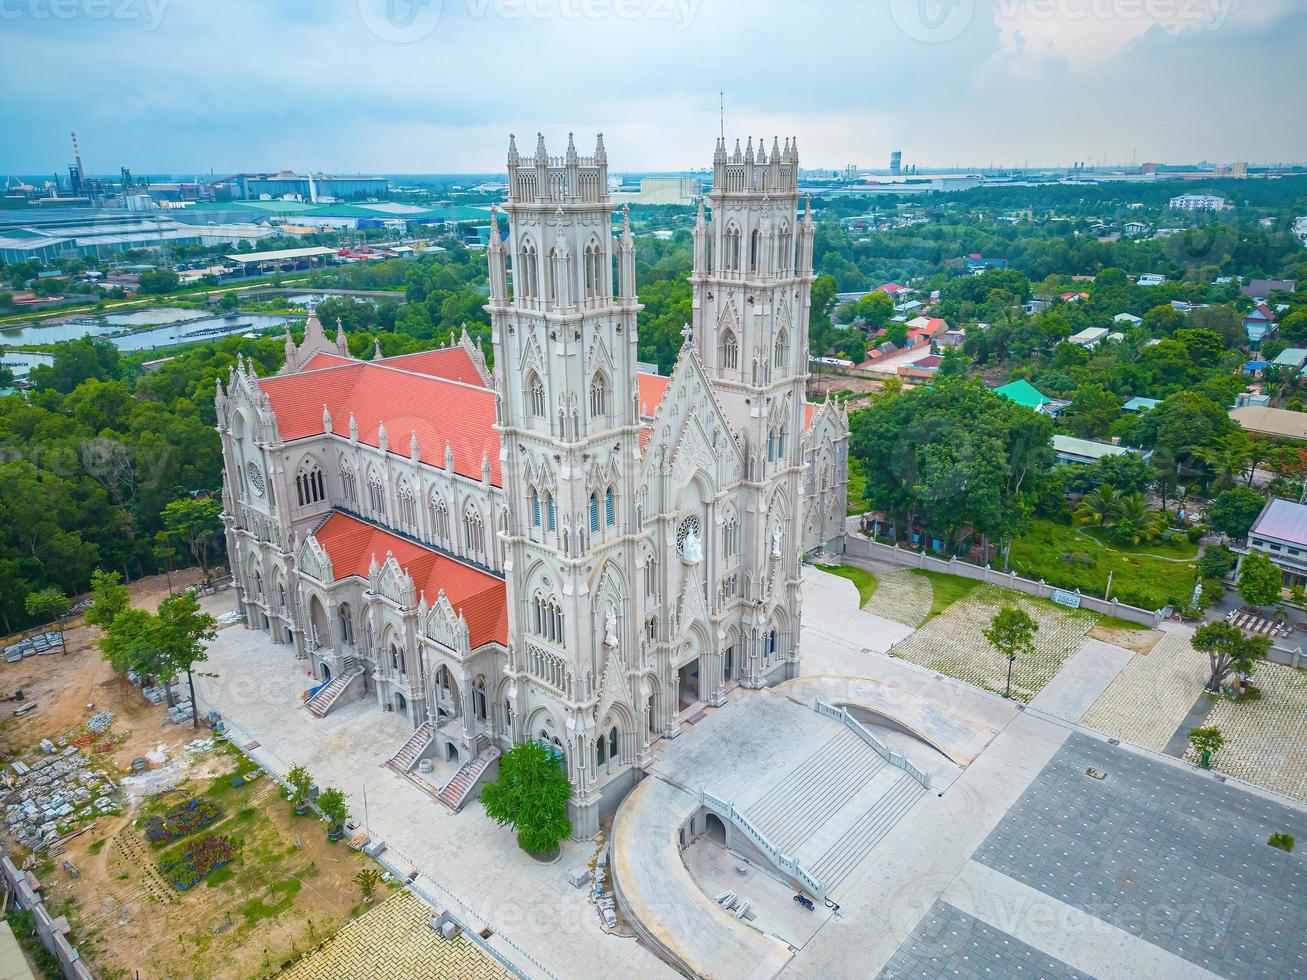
[0,309,296,351]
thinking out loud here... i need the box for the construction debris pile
[3,632,64,663]
[5,738,119,849]
[85,711,114,734]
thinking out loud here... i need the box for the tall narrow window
[531,488,541,527]
[720,329,738,370]
[545,493,556,531]
[589,494,599,533]
[528,372,547,418]
[589,372,609,418]
[749,228,761,273]
[605,487,615,526]
[774,329,789,370]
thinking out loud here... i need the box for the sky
[1,0,1304,175]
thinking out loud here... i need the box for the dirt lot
[0,572,377,980]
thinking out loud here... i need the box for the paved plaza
[278,890,511,979]
[889,585,1097,702]
[1203,661,1307,804]
[191,568,1307,980]
[862,567,934,628]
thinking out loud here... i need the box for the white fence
[813,699,931,789]
[843,536,1166,627]
[1,855,95,979]
[699,791,826,900]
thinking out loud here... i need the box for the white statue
[682,524,703,564]
[771,527,783,558]
[604,607,618,648]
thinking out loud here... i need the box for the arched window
[430,496,450,543]
[605,486,615,526]
[464,505,485,556]
[517,238,537,299]
[584,239,602,298]
[767,428,776,463]
[749,228,761,273]
[296,462,325,507]
[589,372,609,418]
[338,604,354,645]
[644,554,658,597]
[531,487,541,527]
[544,492,556,531]
[546,246,559,304]
[389,641,403,673]
[367,470,386,516]
[589,494,599,533]
[473,676,487,721]
[340,464,357,504]
[720,329,738,370]
[396,479,417,528]
[723,516,739,558]
[532,593,565,646]
[723,224,741,272]
[778,221,792,273]
[777,423,787,459]
[774,329,789,370]
[528,372,547,418]
[608,726,618,761]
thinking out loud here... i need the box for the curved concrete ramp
[775,675,997,767]
[612,775,792,980]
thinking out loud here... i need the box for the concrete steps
[743,728,887,854]
[438,749,500,813]
[384,722,433,775]
[806,774,927,891]
[305,671,360,718]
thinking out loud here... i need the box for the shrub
[1268,833,1295,852]
[144,798,225,844]
[1198,547,1237,581]
[1186,525,1205,544]
[159,834,238,889]
[1200,578,1226,608]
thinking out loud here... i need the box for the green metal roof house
[995,379,1053,411]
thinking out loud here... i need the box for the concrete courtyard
[191,567,1307,980]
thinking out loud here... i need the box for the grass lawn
[911,569,980,621]
[847,457,867,516]
[1008,518,1200,611]
[816,564,878,606]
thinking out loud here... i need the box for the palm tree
[1198,433,1253,492]
[1113,493,1167,545]
[1074,484,1124,528]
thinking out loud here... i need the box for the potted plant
[355,867,382,904]
[317,787,348,841]
[481,741,572,860]
[286,765,313,816]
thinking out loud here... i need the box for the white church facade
[215,134,849,837]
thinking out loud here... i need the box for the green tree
[1074,484,1124,528]
[1113,493,1166,545]
[286,764,314,815]
[355,868,382,904]
[481,740,572,854]
[24,586,70,627]
[1236,551,1283,607]
[137,269,181,294]
[1208,486,1267,540]
[155,591,216,728]
[855,290,894,329]
[983,604,1039,699]
[317,787,349,840]
[161,497,223,573]
[84,569,131,630]
[1065,384,1120,438]
[1191,620,1268,692]
[1187,726,1224,768]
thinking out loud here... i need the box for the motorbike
[792,892,815,911]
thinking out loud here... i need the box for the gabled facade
[215,133,848,839]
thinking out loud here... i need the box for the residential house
[1168,193,1228,211]
[965,253,1008,274]
[994,379,1066,417]
[936,326,967,349]
[1230,405,1307,440]
[1241,279,1296,302]
[1136,274,1167,287]
[1123,221,1148,237]
[1239,498,1307,589]
[1122,396,1160,413]
[1114,313,1143,327]
[1051,435,1148,466]
[1059,291,1090,304]
[897,355,943,381]
[1243,303,1278,344]
[1068,327,1109,349]
[1271,348,1307,373]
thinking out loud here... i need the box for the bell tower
[487,133,644,839]
[691,135,815,685]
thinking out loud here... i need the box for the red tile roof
[302,351,355,371]
[257,362,501,485]
[376,347,487,386]
[637,372,671,418]
[314,511,507,648]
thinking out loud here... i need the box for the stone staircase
[803,773,926,891]
[305,668,362,718]
[384,722,433,775]
[437,749,500,813]
[742,728,885,852]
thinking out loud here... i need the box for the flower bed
[159,833,238,889]
[144,798,225,844]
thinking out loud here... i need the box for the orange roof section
[637,372,671,418]
[257,361,502,486]
[375,347,487,386]
[302,351,355,371]
[313,511,507,648]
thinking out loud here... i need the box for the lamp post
[1004,653,1015,699]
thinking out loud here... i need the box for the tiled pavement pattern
[863,568,933,628]
[277,889,511,979]
[971,733,1307,979]
[890,586,1096,702]
[878,900,1093,980]
[1081,629,1210,751]
[1202,661,1307,804]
